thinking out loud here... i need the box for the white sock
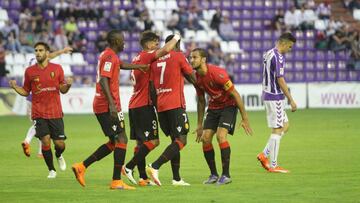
[269,134,282,168]
[262,138,271,157]
[38,140,42,155]
[24,125,36,144]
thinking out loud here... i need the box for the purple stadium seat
[9,0,21,9]
[71,66,84,74]
[305,71,315,81]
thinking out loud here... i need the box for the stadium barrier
[0,82,359,116]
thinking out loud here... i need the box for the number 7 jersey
[150,50,193,112]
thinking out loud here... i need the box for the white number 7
[157,62,166,85]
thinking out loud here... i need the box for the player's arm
[60,77,73,94]
[195,91,206,143]
[120,62,149,72]
[8,80,29,96]
[48,47,73,60]
[277,77,297,112]
[229,88,253,136]
[99,76,117,119]
[154,34,181,59]
[184,73,197,86]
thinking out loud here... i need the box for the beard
[36,56,46,64]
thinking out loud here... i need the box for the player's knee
[283,123,290,134]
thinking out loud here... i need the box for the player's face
[281,41,294,54]
[189,51,202,70]
[115,34,125,52]
[147,39,159,50]
[34,45,49,63]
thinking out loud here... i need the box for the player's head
[189,48,208,70]
[34,42,50,64]
[107,30,124,52]
[165,34,180,50]
[276,32,296,54]
[140,31,160,50]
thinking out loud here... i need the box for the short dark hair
[34,42,50,51]
[165,34,180,47]
[106,30,122,44]
[140,31,160,47]
[278,32,296,43]
[191,48,208,59]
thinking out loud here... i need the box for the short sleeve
[213,70,234,92]
[99,54,117,78]
[274,55,285,78]
[23,69,31,93]
[58,65,66,85]
[179,53,193,75]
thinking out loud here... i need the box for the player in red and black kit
[190,48,253,185]
[121,31,181,186]
[146,35,196,186]
[9,42,72,179]
[71,30,147,190]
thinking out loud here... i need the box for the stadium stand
[0,0,359,87]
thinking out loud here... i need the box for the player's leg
[123,107,159,185]
[267,100,289,173]
[201,109,220,184]
[37,139,43,158]
[215,128,232,185]
[215,106,237,185]
[22,123,35,157]
[72,112,115,187]
[110,111,135,190]
[22,102,34,157]
[35,118,56,178]
[49,118,67,171]
[147,109,188,186]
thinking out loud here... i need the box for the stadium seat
[12,65,25,77]
[72,53,87,65]
[154,20,165,32]
[5,53,14,66]
[13,54,26,65]
[60,54,72,65]
[62,65,73,76]
[144,0,155,10]
[166,0,178,10]
[155,0,167,10]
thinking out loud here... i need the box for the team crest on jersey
[219,74,224,78]
[177,126,182,132]
[209,82,214,87]
[112,125,117,131]
[185,123,189,129]
[120,121,124,128]
[50,72,55,78]
[144,131,149,137]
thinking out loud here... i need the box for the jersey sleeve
[213,69,234,92]
[179,53,193,75]
[58,65,66,85]
[99,54,117,78]
[22,69,31,93]
[274,55,285,78]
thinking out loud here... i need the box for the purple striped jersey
[262,48,286,101]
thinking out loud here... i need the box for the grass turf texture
[0,109,359,203]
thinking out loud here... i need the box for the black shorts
[34,118,66,140]
[203,106,237,135]
[95,111,125,140]
[158,108,190,138]
[129,105,159,141]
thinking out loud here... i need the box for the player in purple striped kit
[257,33,297,173]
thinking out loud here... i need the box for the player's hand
[109,104,118,121]
[240,119,253,136]
[290,100,297,112]
[63,46,73,54]
[65,77,73,86]
[8,80,17,88]
[193,125,203,143]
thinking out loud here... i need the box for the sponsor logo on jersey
[177,126,182,132]
[144,131,149,137]
[224,80,233,91]
[104,62,112,72]
[112,125,117,131]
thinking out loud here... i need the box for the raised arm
[154,34,181,59]
[9,80,29,96]
[277,77,297,112]
[48,47,73,60]
[229,88,253,136]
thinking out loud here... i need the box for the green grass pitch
[0,109,359,203]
